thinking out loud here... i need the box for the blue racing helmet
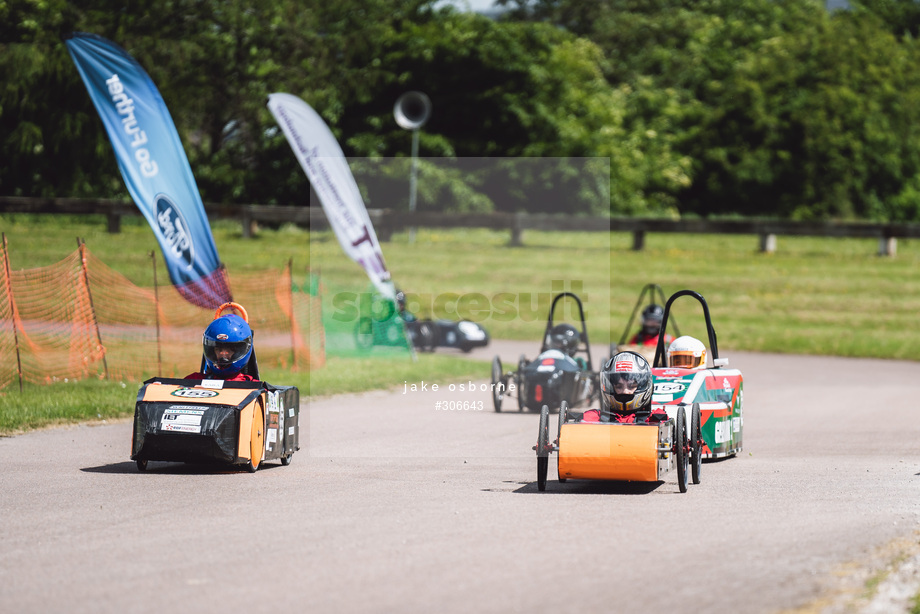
[203,314,253,377]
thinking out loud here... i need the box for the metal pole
[77,238,108,380]
[2,234,24,393]
[408,128,419,244]
[286,258,298,370]
[151,251,162,376]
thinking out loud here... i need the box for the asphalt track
[2,341,919,614]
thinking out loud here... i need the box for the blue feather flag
[65,32,231,309]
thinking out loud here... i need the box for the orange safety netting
[0,240,324,390]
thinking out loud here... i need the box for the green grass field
[1,212,918,435]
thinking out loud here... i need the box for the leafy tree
[848,0,920,39]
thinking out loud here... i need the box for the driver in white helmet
[667,336,707,370]
[580,351,668,424]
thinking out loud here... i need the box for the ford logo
[155,194,195,270]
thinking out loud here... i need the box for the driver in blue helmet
[185,314,257,381]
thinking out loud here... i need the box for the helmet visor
[670,352,700,369]
[204,338,252,367]
[602,370,651,396]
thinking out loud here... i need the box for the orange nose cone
[535,385,543,402]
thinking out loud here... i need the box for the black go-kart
[612,283,681,365]
[491,292,599,413]
[354,293,488,353]
[430,318,489,353]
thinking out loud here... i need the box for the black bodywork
[430,318,490,353]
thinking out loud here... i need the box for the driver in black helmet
[547,323,578,356]
[395,290,417,323]
[581,351,668,424]
[546,323,586,368]
[629,304,673,348]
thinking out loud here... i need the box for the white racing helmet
[667,336,707,369]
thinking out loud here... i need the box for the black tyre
[355,317,375,349]
[691,403,702,485]
[537,405,550,491]
[416,320,438,352]
[557,401,568,483]
[516,354,527,412]
[675,405,688,493]
[280,452,293,466]
[491,356,504,412]
[136,459,147,472]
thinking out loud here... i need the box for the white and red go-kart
[650,290,743,460]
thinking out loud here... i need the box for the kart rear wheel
[280,452,293,466]
[690,403,702,484]
[416,320,438,352]
[491,356,504,412]
[675,405,689,493]
[537,405,550,492]
[246,404,265,473]
[516,355,527,412]
[136,459,147,472]
[355,317,375,350]
[557,401,567,483]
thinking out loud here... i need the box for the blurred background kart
[491,292,598,413]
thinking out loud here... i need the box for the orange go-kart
[535,398,702,493]
[130,303,300,473]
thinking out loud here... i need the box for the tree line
[2,0,920,221]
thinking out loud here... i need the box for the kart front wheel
[280,452,293,466]
[491,356,504,412]
[675,405,689,493]
[690,403,702,484]
[537,405,550,492]
[246,404,265,473]
[136,459,147,472]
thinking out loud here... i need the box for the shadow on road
[81,461,284,474]
[510,480,663,495]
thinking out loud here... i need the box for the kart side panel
[557,423,659,482]
[652,368,743,458]
[262,385,300,461]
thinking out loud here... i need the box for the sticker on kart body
[654,382,686,395]
[714,420,733,444]
[161,412,203,433]
[171,388,219,399]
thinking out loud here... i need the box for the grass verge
[0,353,487,437]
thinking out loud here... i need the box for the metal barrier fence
[2,196,917,255]
[0,235,324,391]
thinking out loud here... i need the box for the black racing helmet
[547,323,579,357]
[640,304,665,336]
[601,351,653,415]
